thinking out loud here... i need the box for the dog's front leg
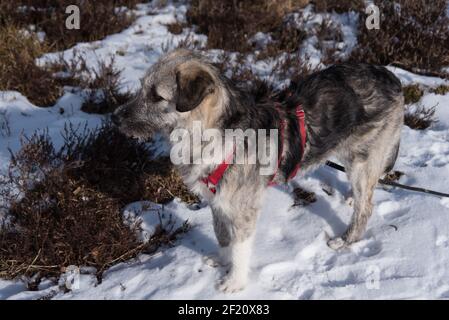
[210,205,258,293]
[205,208,232,268]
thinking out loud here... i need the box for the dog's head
[112,49,221,139]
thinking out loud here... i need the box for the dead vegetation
[56,54,133,114]
[0,109,11,137]
[431,85,449,96]
[312,0,364,13]
[292,187,317,207]
[0,0,140,51]
[0,1,139,107]
[403,85,424,105]
[0,25,63,106]
[186,0,310,52]
[382,170,404,183]
[404,104,437,130]
[402,84,442,130]
[350,0,449,77]
[166,21,185,35]
[0,124,197,285]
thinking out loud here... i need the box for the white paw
[217,274,247,293]
[327,237,348,250]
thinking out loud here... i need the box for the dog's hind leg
[384,141,400,173]
[328,157,382,250]
[328,147,385,249]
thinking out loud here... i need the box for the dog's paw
[217,274,247,293]
[327,237,348,250]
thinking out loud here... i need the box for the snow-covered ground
[1,2,449,300]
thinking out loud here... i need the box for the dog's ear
[175,65,215,113]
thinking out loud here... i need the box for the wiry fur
[112,49,404,292]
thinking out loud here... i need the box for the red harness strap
[201,105,306,194]
[201,147,235,194]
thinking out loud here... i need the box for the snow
[1,1,449,300]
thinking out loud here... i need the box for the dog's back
[287,63,404,170]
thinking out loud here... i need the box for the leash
[325,160,449,199]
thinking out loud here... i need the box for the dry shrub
[79,57,132,114]
[166,21,185,35]
[0,1,140,108]
[404,104,437,130]
[431,85,449,96]
[0,124,196,283]
[0,110,11,137]
[403,85,424,105]
[350,0,449,76]
[256,17,308,60]
[292,187,317,206]
[383,170,404,183]
[0,25,62,106]
[312,0,364,13]
[43,53,132,114]
[0,0,140,51]
[186,0,309,52]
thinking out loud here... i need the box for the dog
[112,49,404,292]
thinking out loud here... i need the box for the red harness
[201,105,306,194]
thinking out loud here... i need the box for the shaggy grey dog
[112,49,404,292]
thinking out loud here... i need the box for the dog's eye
[150,86,164,103]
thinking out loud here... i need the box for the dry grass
[292,187,317,206]
[403,85,424,105]
[404,104,437,130]
[0,0,140,51]
[0,124,197,285]
[431,85,449,96]
[383,170,404,183]
[312,0,364,13]
[0,1,140,107]
[62,55,133,114]
[187,0,309,52]
[350,0,449,77]
[0,28,133,111]
[0,110,11,137]
[0,25,63,106]
[166,21,185,35]
[45,53,133,114]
